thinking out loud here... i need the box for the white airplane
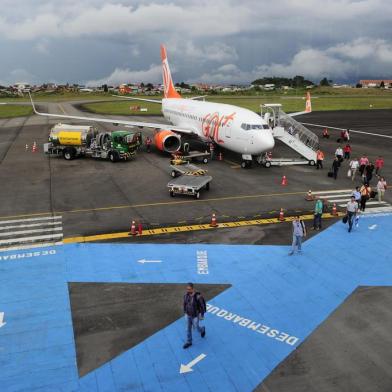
[29,45,311,168]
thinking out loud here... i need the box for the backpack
[195,292,207,314]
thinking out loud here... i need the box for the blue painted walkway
[0,214,391,391]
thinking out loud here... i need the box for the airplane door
[225,125,231,138]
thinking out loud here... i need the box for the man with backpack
[183,283,206,349]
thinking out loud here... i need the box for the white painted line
[312,189,352,195]
[0,241,63,252]
[0,227,63,237]
[0,216,62,225]
[368,224,378,230]
[338,202,387,208]
[325,198,351,203]
[0,233,63,246]
[301,122,392,139]
[362,207,392,214]
[319,194,351,199]
[0,221,62,231]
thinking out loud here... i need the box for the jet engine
[154,130,181,153]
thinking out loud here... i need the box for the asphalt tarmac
[0,103,391,246]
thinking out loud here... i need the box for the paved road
[0,105,391,247]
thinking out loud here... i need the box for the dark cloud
[0,0,391,85]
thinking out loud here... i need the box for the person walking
[335,146,343,163]
[346,196,358,233]
[365,161,375,184]
[377,177,387,202]
[349,158,359,181]
[352,186,361,209]
[375,156,384,176]
[288,216,306,255]
[359,155,369,176]
[316,149,324,169]
[312,197,323,230]
[145,136,152,153]
[332,157,340,180]
[183,283,206,349]
[322,128,330,138]
[360,183,372,212]
[343,144,352,160]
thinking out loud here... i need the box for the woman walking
[360,183,372,211]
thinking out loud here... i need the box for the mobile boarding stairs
[259,104,318,167]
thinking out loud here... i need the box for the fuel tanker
[44,123,142,162]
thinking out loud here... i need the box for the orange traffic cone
[279,208,285,221]
[218,152,223,161]
[129,220,137,235]
[281,175,287,186]
[210,213,218,227]
[138,222,143,235]
[32,141,37,153]
[332,203,338,216]
[305,190,314,201]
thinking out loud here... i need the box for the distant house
[360,80,392,88]
[119,84,132,94]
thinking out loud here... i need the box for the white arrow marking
[180,353,206,374]
[368,224,378,230]
[137,259,162,264]
[0,312,6,328]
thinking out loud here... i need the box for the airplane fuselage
[162,98,275,156]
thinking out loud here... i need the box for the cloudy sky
[1,0,391,86]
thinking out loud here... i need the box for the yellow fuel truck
[44,123,142,162]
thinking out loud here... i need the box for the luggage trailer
[167,175,212,199]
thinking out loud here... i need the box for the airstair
[260,104,318,166]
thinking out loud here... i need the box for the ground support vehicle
[171,150,210,164]
[258,154,315,168]
[169,163,208,178]
[44,123,142,162]
[167,175,212,199]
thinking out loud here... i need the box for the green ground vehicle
[44,123,142,162]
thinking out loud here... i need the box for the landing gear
[241,160,252,169]
[241,154,253,169]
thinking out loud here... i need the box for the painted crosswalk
[0,215,63,251]
[313,189,392,214]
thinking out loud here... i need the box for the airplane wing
[111,95,162,104]
[28,93,194,135]
[288,92,312,117]
[111,95,207,103]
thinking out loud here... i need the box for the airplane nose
[264,133,275,151]
[257,131,274,152]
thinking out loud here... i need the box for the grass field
[0,104,33,118]
[81,94,392,116]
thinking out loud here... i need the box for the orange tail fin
[305,92,312,113]
[161,45,182,99]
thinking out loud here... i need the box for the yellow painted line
[0,188,348,221]
[63,212,344,244]
[0,191,307,220]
